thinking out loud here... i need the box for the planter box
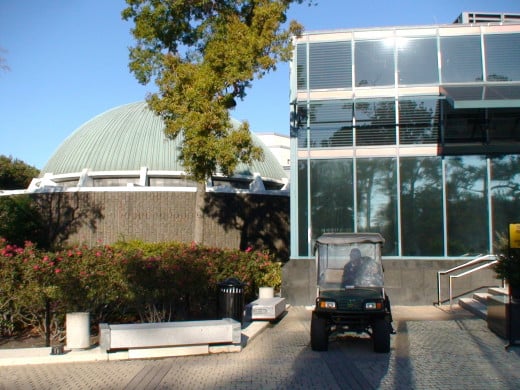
[487,295,520,343]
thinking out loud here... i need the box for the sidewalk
[0,305,474,367]
[0,319,270,367]
[2,305,520,389]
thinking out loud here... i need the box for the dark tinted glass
[399,98,440,144]
[355,100,396,145]
[484,33,520,81]
[400,157,443,256]
[445,156,488,255]
[297,159,309,256]
[356,158,398,255]
[398,37,439,85]
[355,40,394,87]
[440,35,483,83]
[309,41,352,89]
[301,100,354,148]
[296,44,307,89]
[491,155,520,246]
[311,159,354,239]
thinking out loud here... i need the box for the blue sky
[1,0,519,169]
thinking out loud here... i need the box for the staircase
[459,287,509,320]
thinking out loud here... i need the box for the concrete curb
[0,319,273,367]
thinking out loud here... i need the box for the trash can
[217,278,245,323]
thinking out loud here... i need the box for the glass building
[290,15,520,260]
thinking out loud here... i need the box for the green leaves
[123,0,303,182]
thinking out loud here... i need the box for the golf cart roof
[316,232,385,246]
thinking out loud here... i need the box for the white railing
[437,254,499,309]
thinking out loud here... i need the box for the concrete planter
[258,287,274,299]
[66,312,90,350]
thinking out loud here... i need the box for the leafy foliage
[122,0,305,181]
[0,155,39,190]
[0,239,282,341]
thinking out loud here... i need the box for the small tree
[0,155,39,190]
[122,0,305,243]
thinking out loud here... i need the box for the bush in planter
[494,251,520,297]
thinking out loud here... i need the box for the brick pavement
[1,306,520,389]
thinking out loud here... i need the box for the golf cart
[311,232,392,353]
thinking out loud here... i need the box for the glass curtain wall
[294,27,520,258]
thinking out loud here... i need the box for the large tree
[122,0,305,243]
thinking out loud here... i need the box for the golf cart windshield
[315,233,384,289]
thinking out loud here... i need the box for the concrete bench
[245,297,286,321]
[99,318,241,352]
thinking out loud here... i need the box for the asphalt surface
[1,305,520,389]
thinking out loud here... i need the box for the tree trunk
[193,181,205,244]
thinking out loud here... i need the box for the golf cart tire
[311,314,328,351]
[373,318,391,353]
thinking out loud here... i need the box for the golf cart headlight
[318,299,337,309]
[365,301,383,310]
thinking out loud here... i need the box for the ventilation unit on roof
[454,12,520,25]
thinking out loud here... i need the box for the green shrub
[0,238,282,340]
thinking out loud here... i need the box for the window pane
[443,103,487,143]
[296,43,307,90]
[355,100,396,145]
[440,35,483,83]
[310,159,354,241]
[309,41,352,89]
[485,33,520,82]
[302,100,353,148]
[399,98,440,144]
[356,158,398,255]
[488,108,520,142]
[445,156,488,255]
[398,37,439,85]
[355,40,394,87]
[491,155,520,251]
[400,157,443,256]
[298,159,309,256]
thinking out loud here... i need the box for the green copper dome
[41,101,286,182]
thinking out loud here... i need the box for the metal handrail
[437,254,498,308]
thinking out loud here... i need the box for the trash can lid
[218,277,245,287]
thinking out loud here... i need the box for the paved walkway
[1,306,520,389]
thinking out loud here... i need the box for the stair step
[458,297,487,320]
[488,287,508,296]
[473,292,490,304]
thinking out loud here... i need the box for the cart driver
[342,248,363,286]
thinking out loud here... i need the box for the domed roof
[42,101,286,181]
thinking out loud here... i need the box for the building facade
[290,13,520,259]
[283,13,520,304]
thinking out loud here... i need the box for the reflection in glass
[309,41,352,89]
[399,98,440,144]
[443,104,487,144]
[445,156,488,255]
[398,37,438,85]
[355,40,394,87]
[484,34,520,82]
[355,100,396,145]
[356,158,398,255]
[298,160,309,256]
[491,155,520,248]
[440,35,483,83]
[400,157,443,256]
[310,159,354,241]
[307,100,354,148]
[296,44,307,90]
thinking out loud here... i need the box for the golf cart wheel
[311,313,328,351]
[372,318,391,353]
